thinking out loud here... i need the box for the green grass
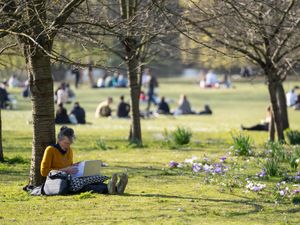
[0,78,300,224]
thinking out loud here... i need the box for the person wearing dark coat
[0,83,9,109]
[55,103,70,124]
[117,95,130,118]
[198,104,213,115]
[157,97,170,114]
[70,102,86,124]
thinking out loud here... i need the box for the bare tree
[62,0,178,145]
[161,0,300,141]
[0,0,84,185]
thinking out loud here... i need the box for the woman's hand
[60,165,78,174]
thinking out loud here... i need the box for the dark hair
[58,126,75,141]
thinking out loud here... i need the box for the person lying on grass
[40,126,128,195]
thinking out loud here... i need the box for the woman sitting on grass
[241,106,271,131]
[40,126,128,195]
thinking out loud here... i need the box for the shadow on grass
[123,193,264,216]
[113,165,188,177]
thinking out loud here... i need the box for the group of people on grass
[95,96,131,118]
[54,82,76,105]
[55,102,86,125]
[199,70,232,89]
[93,94,213,119]
[96,70,128,88]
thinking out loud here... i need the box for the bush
[292,196,300,205]
[94,139,107,150]
[264,158,279,177]
[289,146,300,171]
[264,141,287,162]
[170,127,192,145]
[231,133,253,156]
[285,129,300,145]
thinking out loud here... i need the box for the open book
[67,160,102,178]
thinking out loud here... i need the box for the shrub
[289,146,300,171]
[231,133,253,156]
[264,141,287,162]
[289,157,299,171]
[264,158,279,177]
[170,127,192,145]
[94,139,107,150]
[285,129,300,145]
[292,196,300,205]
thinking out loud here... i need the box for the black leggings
[243,123,269,131]
[79,182,108,194]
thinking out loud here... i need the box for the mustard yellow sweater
[40,145,73,177]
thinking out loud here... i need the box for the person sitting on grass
[157,96,171,115]
[117,95,130,118]
[198,104,213,115]
[55,103,70,124]
[40,126,128,195]
[70,102,86,124]
[174,94,195,115]
[95,97,113,118]
[241,105,271,131]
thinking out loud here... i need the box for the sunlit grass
[0,78,300,224]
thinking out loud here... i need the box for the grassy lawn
[0,78,300,224]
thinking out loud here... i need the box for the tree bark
[268,82,285,141]
[276,83,289,130]
[124,38,142,146]
[0,108,3,162]
[268,113,275,142]
[25,47,56,186]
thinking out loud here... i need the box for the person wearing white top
[205,70,219,87]
[8,75,19,88]
[56,88,68,105]
[286,89,298,107]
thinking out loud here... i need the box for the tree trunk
[268,82,285,141]
[0,108,3,162]
[268,113,275,142]
[127,56,142,145]
[276,83,289,130]
[88,72,95,87]
[124,39,142,146]
[26,48,56,186]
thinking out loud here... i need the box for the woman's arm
[40,147,54,177]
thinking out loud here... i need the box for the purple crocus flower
[203,157,209,162]
[256,169,267,178]
[169,161,179,168]
[203,164,213,173]
[214,167,223,174]
[192,163,202,173]
[294,176,300,180]
[220,156,227,162]
[293,190,300,194]
[253,186,262,192]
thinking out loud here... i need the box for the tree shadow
[123,193,264,216]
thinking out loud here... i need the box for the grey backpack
[43,170,71,195]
